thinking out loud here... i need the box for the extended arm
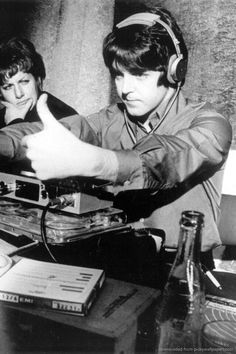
[0,102,99,163]
[115,109,232,189]
[22,95,232,189]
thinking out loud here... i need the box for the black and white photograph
[0,0,235,353]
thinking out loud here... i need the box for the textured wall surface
[30,0,115,115]
[0,0,115,115]
[116,0,236,145]
[161,0,236,126]
[0,0,235,141]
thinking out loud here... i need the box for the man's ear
[0,92,4,109]
[37,77,43,91]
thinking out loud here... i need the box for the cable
[40,202,58,263]
[124,82,181,144]
[7,240,39,257]
[40,194,76,263]
[151,82,181,133]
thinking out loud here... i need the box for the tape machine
[0,171,127,244]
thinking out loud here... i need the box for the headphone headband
[117,13,181,57]
[116,12,187,83]
[117,13,161,27]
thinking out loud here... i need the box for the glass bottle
[155,210,205,354]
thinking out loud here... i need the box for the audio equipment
[0,172,112,214]
[0,172,127,244]
[116,12,187,84]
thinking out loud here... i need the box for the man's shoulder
[87,102,125,130]
[169,92,221,122]
[183,99,232,136]
[89,102,124,119]
[185,98,223,117]
[44,92,78,119]
[177,97,229,126]
[164,95,231,136]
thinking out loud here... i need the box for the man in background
[0,36,77,128]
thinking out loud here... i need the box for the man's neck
[156,86,176,119]
[127,86,177,125]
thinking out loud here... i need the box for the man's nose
[14,85,24,99]
[121,75,134,96]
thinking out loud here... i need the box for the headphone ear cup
[167,54,187,84]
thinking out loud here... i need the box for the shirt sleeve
[0,114,99,162]
[0,121,43,161]
[114,108,232,190]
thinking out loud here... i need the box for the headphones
[116,12,187,84]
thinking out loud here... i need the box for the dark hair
[103,6,188,86]
[0,36,46,86]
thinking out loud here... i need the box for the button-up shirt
[87,92,232,251]
[0,91,232,251]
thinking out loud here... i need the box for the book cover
[0,258,105,316]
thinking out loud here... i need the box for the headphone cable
[151,82,181,133]
[124,82,181,144]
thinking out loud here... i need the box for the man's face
[0,71,40,110]
[114,67,168,119]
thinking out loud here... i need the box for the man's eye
[112,71,122,77]
[2,85,11,90]
[113,73,124,82]
[136,73,149,79]
[20,80,29,85]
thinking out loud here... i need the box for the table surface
[0,232,160,353]
[4,276,159,338]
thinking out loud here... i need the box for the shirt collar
[125,87,183,131]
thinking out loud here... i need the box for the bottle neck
[175,211,204,267]
[176,224,201,265]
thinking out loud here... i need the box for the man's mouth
[124,99,140,104]
[17,99,30,106]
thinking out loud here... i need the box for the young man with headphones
[0,7,232,279]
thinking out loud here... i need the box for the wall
[0,0,235,143]
[0,0,115,115]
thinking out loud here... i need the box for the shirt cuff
[114,149,145,188]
